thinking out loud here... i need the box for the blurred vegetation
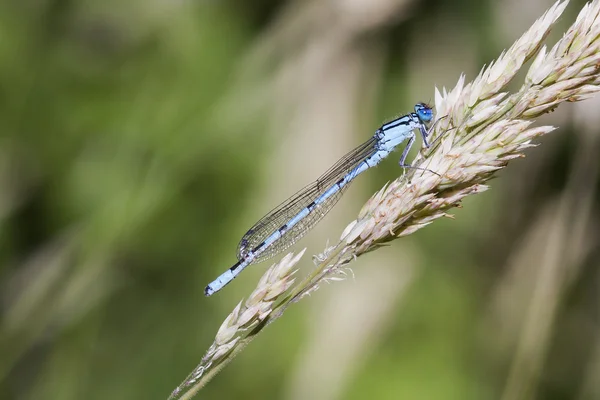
[0,0,598,399]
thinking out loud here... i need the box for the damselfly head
[414,103,434,123]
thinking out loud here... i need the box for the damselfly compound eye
[415,103,433,123]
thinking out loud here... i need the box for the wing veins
[236,136,378,261]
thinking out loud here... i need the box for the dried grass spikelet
[309,0,600,288]
[169,1,600,398]
[169,250,304,400]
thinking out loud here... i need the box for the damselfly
[205,103,435,296]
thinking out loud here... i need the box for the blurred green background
[1,0,598,399]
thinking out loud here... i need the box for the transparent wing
[237,136,378,263]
